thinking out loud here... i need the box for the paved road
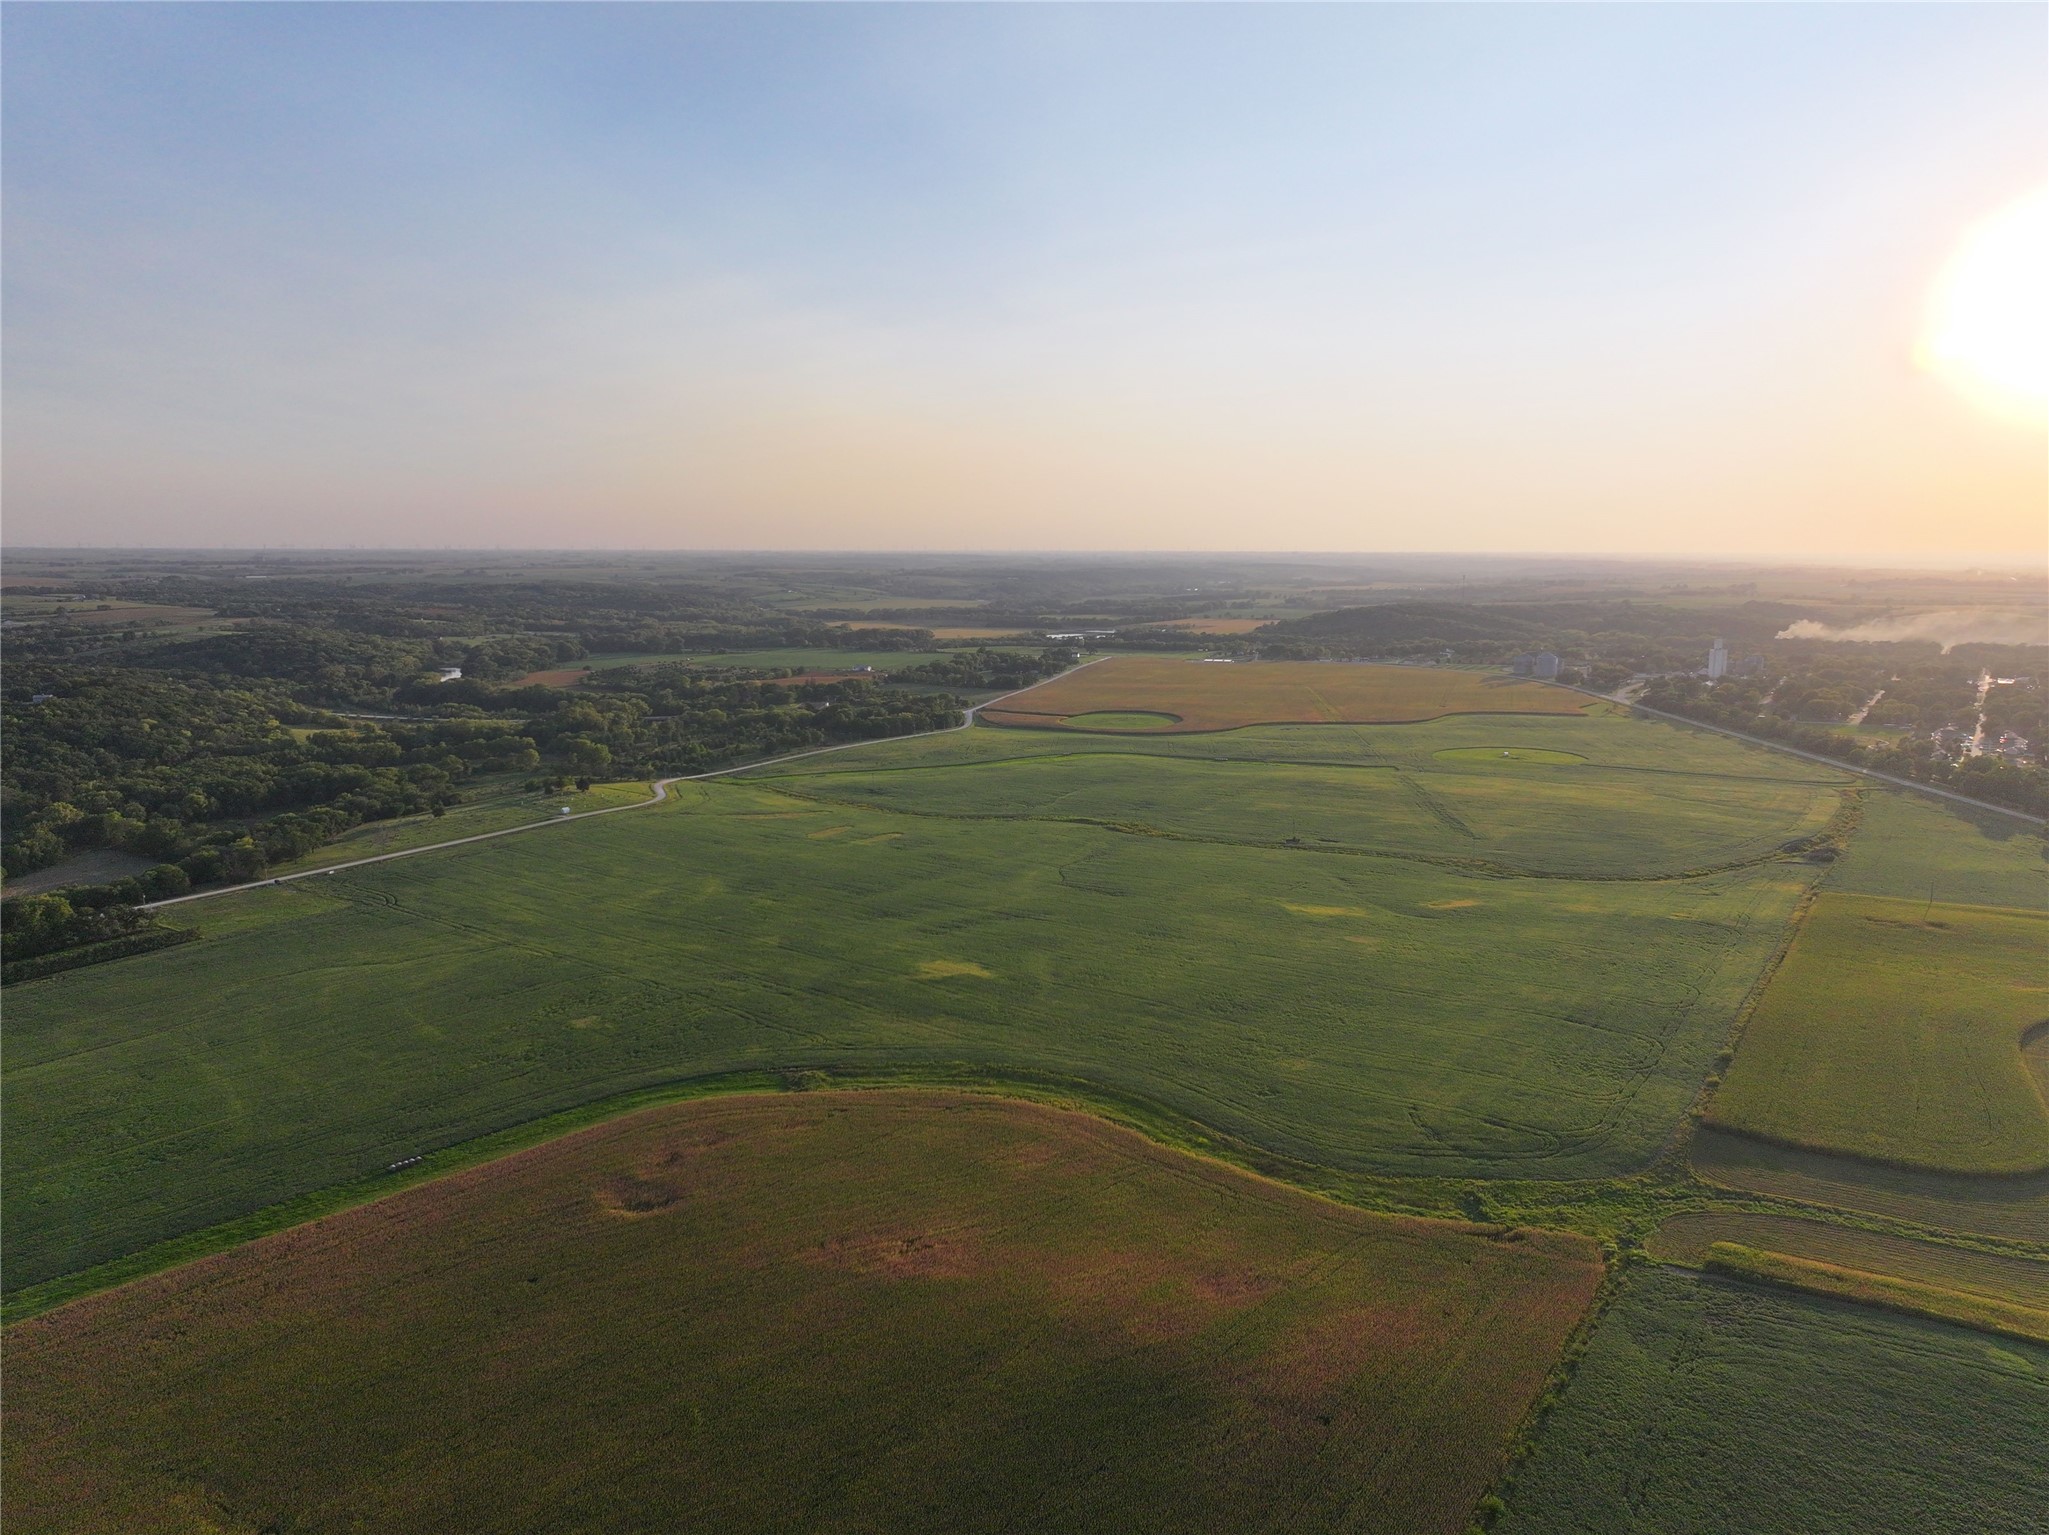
[1567,685,2045,827]
[144,659,1107,911]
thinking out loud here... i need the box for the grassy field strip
[269,779,657,874]
[1701,1242,2049,1345]
[766,711,1857,785]
[1690,1126,2049,1245]
[4,1093,1605,1535]
[1493,1264,2049,1535]
[1647,1211,2049,1302]
[1708,893,2049,1175]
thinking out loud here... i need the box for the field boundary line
[1565,685,2046,826]
[0,1060,1476,1324]
[140,658,1111,911]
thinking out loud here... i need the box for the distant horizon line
[3,546,2044,573]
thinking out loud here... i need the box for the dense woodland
[2,567,1088,957]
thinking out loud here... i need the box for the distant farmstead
[435,667,463,682]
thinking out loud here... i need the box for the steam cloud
[1776,609,2049,652]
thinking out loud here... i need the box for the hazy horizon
[5,4,2044,559]
[7,545,2044,576]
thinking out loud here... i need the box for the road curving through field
[142,658,1112,912]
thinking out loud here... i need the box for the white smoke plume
[1776,609,2049,652]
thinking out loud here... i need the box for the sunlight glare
[1917,188,2049,421]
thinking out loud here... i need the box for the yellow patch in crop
[854,832,903,845]
[1282,903,1370,919]
[1423,899,1481,911]
[807,825,852,839]
[915,960,994,980]
[568,1016,608,1031]
[1344,935,1386,950]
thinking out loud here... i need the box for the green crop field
[762,726,1844,879]
[1433,746,1588,764]
[1708,893,2049,1174]
[1827,789,2048,911]
[4,711,1826,1291]
[5,1092,1603,1535]
[1495,1266,2049,1535]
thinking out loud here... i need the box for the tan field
[981,655,1588,732]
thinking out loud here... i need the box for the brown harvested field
[849,623,1029,639]
[1647,1211,2049,1308]
[1146,616,1275,634]
[3,600,220,628]
[5,1092,1603,1535]
[513,666,591,686]
[980,655,1588,732]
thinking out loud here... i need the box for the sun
[1917,188,2048,421]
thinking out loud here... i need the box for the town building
[1706,639,1729,680]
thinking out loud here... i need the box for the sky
[4,3,2044,559]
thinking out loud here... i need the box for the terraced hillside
[5,710,1834,1292]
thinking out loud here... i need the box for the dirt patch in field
[915,959,994,980]
[597,1173,686,1216]
[514,668,591,687]
[805,1231,988,1280]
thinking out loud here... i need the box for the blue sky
[5,3,2043,556]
